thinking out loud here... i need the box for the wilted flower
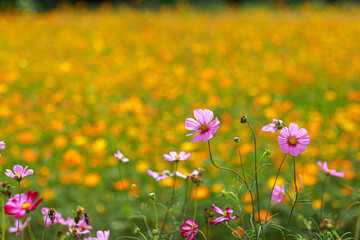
[41,207,62,226]
[5,165,34,181]
[271,185,285,203]
[147,169,174,181]
[209,205,237,225]
[317,161,344,178]
[8,217,31,236]
[278,123,310,156]
[180,219,198,240]
[262,119,285,133]
[114,150,129,163]
[185,109,220,142]
[163,151,191,162]
[4,191,43,219]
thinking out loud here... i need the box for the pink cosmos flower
[262,119,285,133]
[5,165,34,181]
[271,185,285,203]
[180,219,198,240]
[41,207,62,227]
[317,161,344,178]
[176,169,199,179]
[209,205,237,225]
[58,217,75,226]
[69,224,91,237]
[278,123,310,156]
[0,141,5,157]
[4,191,43,219]
[147,170,174,181]
[84,230,110,240]
[163,151,191,162]
[185,109,220,142]
[8,217,31,236]
[114,150,129,163]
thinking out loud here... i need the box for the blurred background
[0,0,359,239]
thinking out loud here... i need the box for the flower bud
[83,212,90,225]
[233,137,240,142]
[264,149,271,156]
[320,219,334,230]
[148,192,156,200]
[240,116,247,123]
[48,208,56,224]
[133,226,140,234]
[130,184,137,189]
[152,229,159,235]
[164,170,171,176]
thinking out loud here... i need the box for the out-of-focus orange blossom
[191,186,210,200]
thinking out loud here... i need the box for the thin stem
[152,201,158,240]
[138,231,148,240]
[41,215,49,240]
[225,221,241,239]
[181,179,190,217]
[264,154,287,227]
[246,121,261,232]
[2,194,5,240]
[224,190,245,232]
[320,174,328,220]
[17,182,21,239]
[284,156,299,239]
[198,229,208,240]
[193,184,198,220]
[27,214,35,240]
[159,161,178,238]
[331,230,342,240]
[355,217,360,240]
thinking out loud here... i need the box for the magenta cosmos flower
[4,191,43,219]
[318,161,344,178]
[5,165,34,181]
[209,205,237,225]
[271,184,285,203]
[114,150,129,163]
[147,170,174,181]
[176,169,199,179]
[185,109,220,142]
[262,119,285,133]
[180,219,198,240]
[84,230,110,240]
[278,123,310,156]
[8,217,31,236]
[163,151,191,162]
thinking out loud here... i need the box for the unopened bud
[133,226,140,234]
[148,192,156,200]
[83,212,90,225]
[152,229,159,235]
[240,116,247,124]
[48,208,56,224]
[264,149,271,156]
[234,137,240,143]
[320,219,333,230]
[164,170,170,176]
[130,184,137,189]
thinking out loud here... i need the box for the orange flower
[84,173,101,187]
[114,179,130,191]
[255,210,271,223]
[191,186,210,200]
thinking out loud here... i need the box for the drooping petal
[211,205,224,215]
[209,216,227,225]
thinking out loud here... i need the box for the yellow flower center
[190,226,196,232]
[223,211,230,217]
[175,155,180,159]
[288,136,297,145]
[82,225,87,230]
[22,202,31,209]
[72,227,78,232]
[200,124,208,132]
[15,173,21,178]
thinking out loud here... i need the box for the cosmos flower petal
[180,225,192,231]
[192,133,204,142]
[194,109,205,124]
[203,109,214,125]
[185,129,200,137]
[211,205,224,215]
[181,231,192,237]
[185,118,201,130]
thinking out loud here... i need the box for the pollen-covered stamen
[175,155,180,159]
[190,225,196,233]
[223,211,230,217]
[22,202,31,209]
[72,227,78,233]
[200,124,208,132]
[15,173,22,178]
[288,136,297,145]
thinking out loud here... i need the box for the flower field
[0,3,359,239]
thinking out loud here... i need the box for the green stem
[264,154,287,226]
[320,174,328,220]
[41,215,48,240]
[159,161,178,238]
[181,179,190,217]
[198,229,208,240]
[355,217,360,240]
[332,230,342,240]
[139,231,148,240]
[17,182,21,239]
[152,201,158,240]
[284,156,299,239]
[246,121,261,235]
[225,221,241,239]
[2,194,5,240]
[193,184,198,220]
[27,215,35,240]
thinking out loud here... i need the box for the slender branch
[152,201,158,240]
[41,215,49,240]
[320,174,328,220]
[284,156,299,239]
[246,121,261,232]
[193,184,198,220]
[159,161,178,238]
[2,194,5,240]
[17,182,21,239]
[264,154,287,226]
[198,229,208,240]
